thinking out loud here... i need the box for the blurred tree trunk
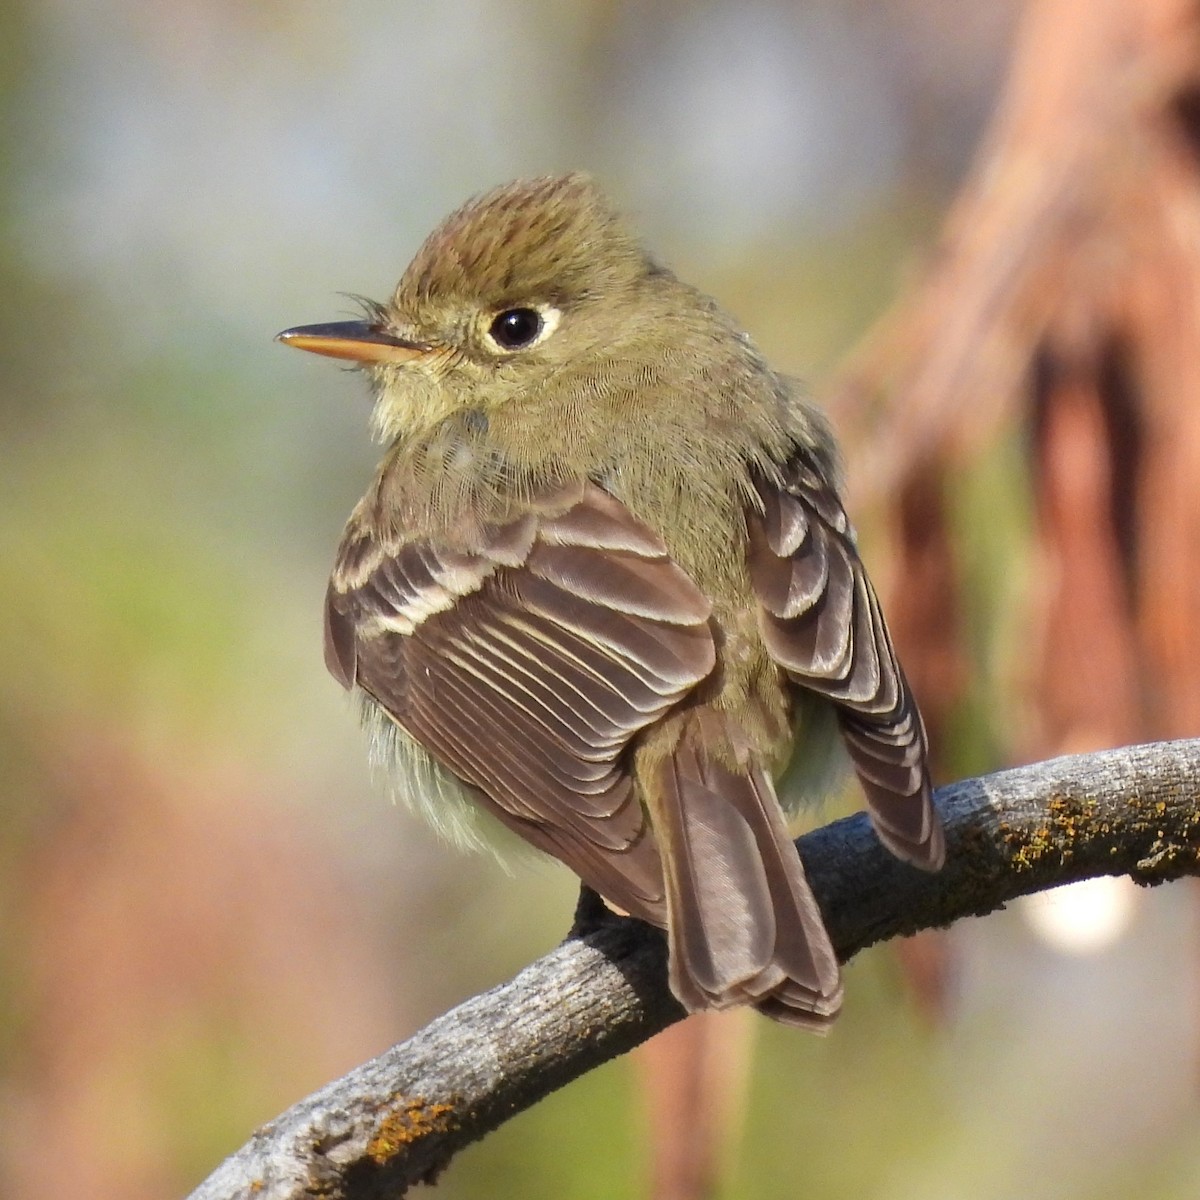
[834,0,1200,1021]
[839,0,1200,755]
[635,1011,749,1200]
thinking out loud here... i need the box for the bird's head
[278,174,668,442]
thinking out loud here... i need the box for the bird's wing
[325,481,717,922]
[745,451,945,869]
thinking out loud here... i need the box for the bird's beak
[275,321,431,365]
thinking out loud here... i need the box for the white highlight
[1021,876,1138,954]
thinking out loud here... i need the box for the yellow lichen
[1005,792,1091,870]
[366,1097,458,1164]
[1003,785,1200,882]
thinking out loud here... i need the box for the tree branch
[188,739,1200,1200]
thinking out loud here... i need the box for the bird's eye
[488,307,545,351]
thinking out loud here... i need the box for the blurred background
[4,0,1200,1196]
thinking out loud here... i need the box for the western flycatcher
[278,174,943,1028]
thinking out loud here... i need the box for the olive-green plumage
[279,173,944,1028]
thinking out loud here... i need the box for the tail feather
[647,727,843,1030]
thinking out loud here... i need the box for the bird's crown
[392,173,649,314]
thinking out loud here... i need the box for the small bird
[278,174,944,1029]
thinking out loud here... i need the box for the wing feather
[326,481,718,917]
[747,453,945,870]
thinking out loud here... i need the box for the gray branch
[188,739,1200,1200]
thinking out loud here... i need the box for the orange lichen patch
[1004,792,1090,871]
[1130,797,1200,882]
[366,1097,458,1164]
[1000,786,1200,880]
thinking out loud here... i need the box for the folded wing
[325,482,718,922]
[746,451,944,869]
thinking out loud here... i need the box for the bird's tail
[644,715,843,1030]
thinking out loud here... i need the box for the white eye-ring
[484,304,561,353]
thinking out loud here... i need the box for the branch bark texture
[188,739,1200,1200]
